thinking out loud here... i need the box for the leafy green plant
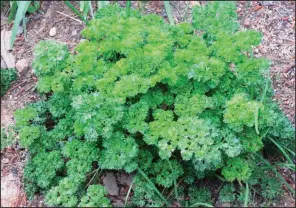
[268,137,295,171]
[64,1,111,24]
[14,2,294,207]
[79,184,110,207]
[1,126,17,150]
[188,186,212,205]
[1,68,17,96]
[218,184,236,203]
[192,1,239,43]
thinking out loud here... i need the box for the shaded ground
[1,1,295,207]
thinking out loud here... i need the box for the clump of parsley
[13,3,294,207]
[1,68,17,96]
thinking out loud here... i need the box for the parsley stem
[124,180,134,207]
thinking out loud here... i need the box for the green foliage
[0,126,17,150]
[132,175,165,207]
[24,150,64,189]
[224,94,262,132]
[9,1,32,47]
[99,132,138,172]
[149,159,183,188]
[1,68,17,96]
[14,3,294,207]
[32,40,69,77]
[192,1,239,37]
[246,165,283,200]
[260,176,282,200]
[188,186,212,205]
[79,185,111,207]
[219,184,236,203]
[63,139,99,177]
[222,157,252,182]
[45,176,83,207]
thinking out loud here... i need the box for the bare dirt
[1,1,295,207]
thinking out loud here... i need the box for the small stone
[243,18,251,27]
[15,59,28,73]
[49,27,57,37]
[71,30,77,36]
[117,174,127,185]
[103,173,119,196]
[117,173,134,186]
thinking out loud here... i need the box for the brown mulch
[237,1,295,126]
[1,1,295,207]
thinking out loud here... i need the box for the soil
[1,1,295,207]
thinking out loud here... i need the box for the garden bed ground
[1,1,295,207]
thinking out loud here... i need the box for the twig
[44,17,67,36]
[283,64,295,73]
[7,80,28,93]
[32,29,43,38]
[43,38,77,45]
[217,181,224,192]
[16,84,36,100]
[33,29,77,45]
[56,11,82,24]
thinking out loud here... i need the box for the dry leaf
[1,30,16,68]
[253,5,264,11]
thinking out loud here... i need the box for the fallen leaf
[253,5,264,11]
[1,30,16,68]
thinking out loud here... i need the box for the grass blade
[163,1,174,25]
[10,1,31,48]
[215,174,226,182]
[79,1,84,12]
[64,1,89,25]
[276,163,295,171]
[124,180,134,207]
[268,137,294,164]
[167,159,180,204]
[255,153,295,196]
[190,202,214,207]
[23,15,26,41]
[244,183,249,207]
[126,0,131,17]
[79,1,89,19]
[255,74,271,135]
[283,146,295,156]
[88,1,94,19]
[254,104,259,135]
[260,74,270,103]
[137,167,170,206]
